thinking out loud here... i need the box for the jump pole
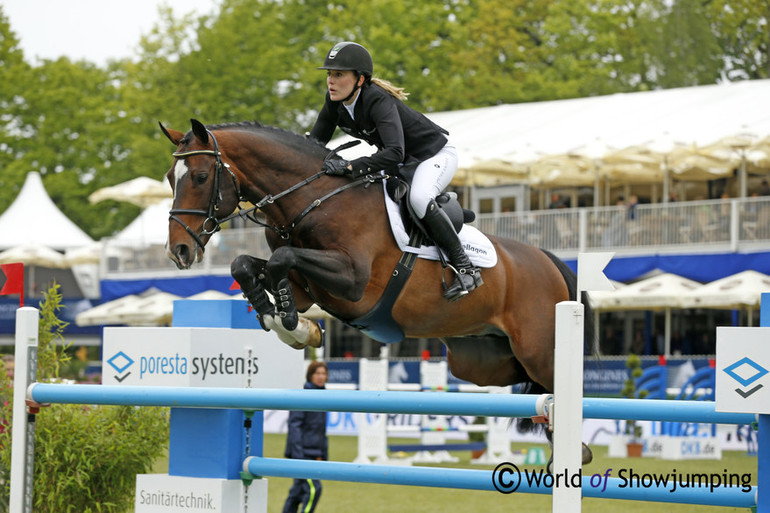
[27,385,755,424]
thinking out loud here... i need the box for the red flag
[0,263,24,307]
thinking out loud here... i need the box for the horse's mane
[183,121,332,160]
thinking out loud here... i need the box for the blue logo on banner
[723,357,768,398]
[107,351,134,382]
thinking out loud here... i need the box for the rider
[309,41,483,301]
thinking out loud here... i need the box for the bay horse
[161,119,594,464]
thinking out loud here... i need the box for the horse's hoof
[582,443,593,465]
[302,319,324,348]
[545,443,592,474]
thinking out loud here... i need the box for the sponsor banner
[263,411,754,452]
[103,327,304,389]
[135,474,266,513]
[716,326,770,414]
[328,358,715,396]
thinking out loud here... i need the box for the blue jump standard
[28,385,756,425]
[243,457,757,508]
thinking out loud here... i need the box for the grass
[247,434,756,513]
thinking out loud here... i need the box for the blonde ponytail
[371,77,409,101]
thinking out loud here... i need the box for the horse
[161,118,594,465]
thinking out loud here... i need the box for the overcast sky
[3,0,218,65]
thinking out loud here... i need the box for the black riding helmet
[319,42,373,102]
[318,42,373,77]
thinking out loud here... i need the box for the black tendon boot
[421,200,483,301]
[231,255,276,327]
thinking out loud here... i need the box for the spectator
[760,179,770,196]
[282,361,329,513]
[627,194,639,220]
[548,193,563,209]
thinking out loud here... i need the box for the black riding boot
[421,200,483,302]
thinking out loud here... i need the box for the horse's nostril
[174,244,190,265]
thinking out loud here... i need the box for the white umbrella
[89,177,172,208]
[0,243,70,301]
[679,270,770,325]
[74,294,144,326]
[592,273,701,311]
[64,242,103,266]
[0,243,67,268]
[116,291,182,326]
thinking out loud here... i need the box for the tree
[704,0,770,80]
[1,0,767,239]
[0,7,33,220]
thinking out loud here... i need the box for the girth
[345,228,423,343]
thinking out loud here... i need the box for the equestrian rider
[309,41,483,301]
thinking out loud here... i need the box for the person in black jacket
[282,361,329,513]
[309,41,483,302]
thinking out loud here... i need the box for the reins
[170,132,381,247]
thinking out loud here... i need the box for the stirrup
[443,267,482,302]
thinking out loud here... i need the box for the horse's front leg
[265,245,369,329]
[231,253,323,350]
[231,255,275,326]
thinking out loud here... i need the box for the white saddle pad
[382,183,498,268]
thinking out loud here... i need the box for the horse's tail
[540,249,597,356]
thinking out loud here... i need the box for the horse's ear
[190,119,209,144]
[159,122,184,145]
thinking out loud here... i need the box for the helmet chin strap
[342,72,364,103]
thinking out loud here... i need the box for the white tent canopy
[0,172,94,250]
[588,273,702,311]
[680,270,770,311]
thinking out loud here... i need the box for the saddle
[385,175,475,237]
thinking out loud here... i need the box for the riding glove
[322,159,351,176]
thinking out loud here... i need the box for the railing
[475,195,770,258]
[102,196,770,275]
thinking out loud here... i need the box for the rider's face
[327,70,362,104]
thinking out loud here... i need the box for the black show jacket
[310,83,449,175]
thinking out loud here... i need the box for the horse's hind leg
[442,335,530,387]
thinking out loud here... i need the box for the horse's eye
[194,172,209,185]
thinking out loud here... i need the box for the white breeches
[408,141,458,219]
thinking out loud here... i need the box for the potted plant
[621,353,649,457]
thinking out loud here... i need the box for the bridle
[169,130,381,251]
[168,129,241,252]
